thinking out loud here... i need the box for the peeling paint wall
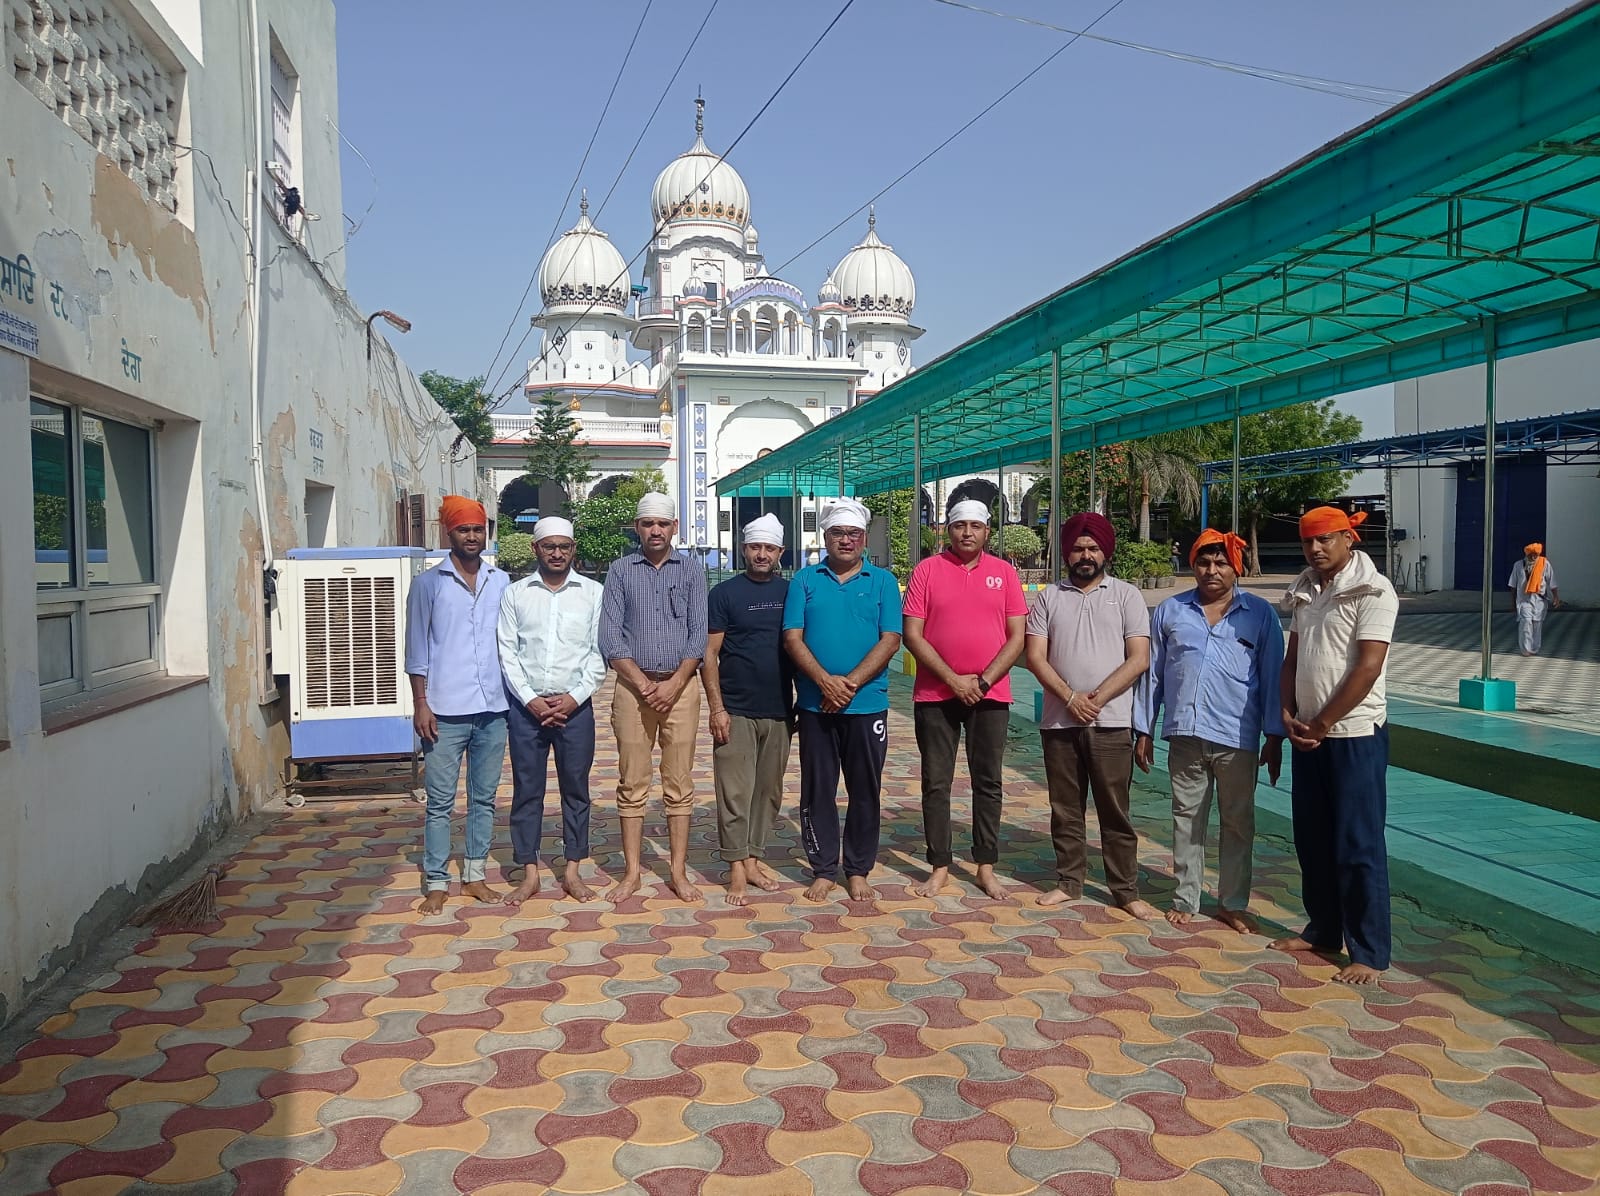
[0,0,480,1027]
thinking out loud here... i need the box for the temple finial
[695,91,705,137]
[867,203,876,230]
[579,188,589,216]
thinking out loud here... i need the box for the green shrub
[496,531,534,573]
[997,524,1042,563]
[1116,539,1170,581]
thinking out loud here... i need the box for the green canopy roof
[718,1,1600,499]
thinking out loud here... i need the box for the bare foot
[1119,899,1162,921]
[461,880,501,903]
[417,890,447,915]
[746,860,782,891]
[726,860,749,907]
[910,866,948,898]
[605,872,643,903]
[502,872,542,905]
[1271,935,1322,953]
[846,875,876,901]
[668,872,703,903]
[1216,908,1258,935]
[561,862,595,903]
[1334,963,1383,985]
[975,864,1011,901]
[1166,907,1196,927]
[804,876,837,903]
[1035,888,1077,908]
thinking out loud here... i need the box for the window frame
[32,395,163,704]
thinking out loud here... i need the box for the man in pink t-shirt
[902,500,1029,899]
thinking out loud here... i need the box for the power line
[926,0,1408,105]
[480,0,859,409]
[477,0,657,394]
[594,0,722,222]
[540,0,1130,417]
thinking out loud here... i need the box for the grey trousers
[1516,606,1545,654]
[1167,735,1258,914]
[713,715,791,861]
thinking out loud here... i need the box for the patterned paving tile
[1,672,1597,1195]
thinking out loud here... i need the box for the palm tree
[1123,429,1205,541]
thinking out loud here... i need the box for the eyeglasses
[538,541,576,553]
[825,528,865,541]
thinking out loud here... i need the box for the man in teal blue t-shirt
[782,499,903,903]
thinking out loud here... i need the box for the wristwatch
[977,678,992,696]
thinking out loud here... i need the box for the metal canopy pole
[1089,427,1098,514]
[837,445,845,500]
[759,475,766,516]
[1384,455,1395,587]
[791,467,801,574]
[1049,350,1062,583]
[910,413,923,569]
[1231,388,1242,539]
[1480,317,1497,680]
[996,458,1005,530]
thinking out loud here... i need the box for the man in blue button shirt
[783,498,903,903]
[1134,529,1285,933]
[404,496,510,915]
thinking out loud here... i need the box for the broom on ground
[132,863,228,933]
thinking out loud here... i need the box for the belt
[641,669,677,681]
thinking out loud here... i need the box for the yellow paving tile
[703,1168,814,1196]
[340,1055,416,1102]
[549,1135,627,1194]
[434,967,510,991]
[1211,1057,1315,1093]
[1369,1072,1478,1119]
[873,1048,969,1084]
[1353,1109,1467,1160]
[747,1032,812,1071]
[1073,1035,1146,1076]
[285,1160,403,1195]
[604,1017,691,1047]
[143,1129,243,1182]
[766,1124,872,1166]
[660,991,741,1018]
[106,1074,219,1109]
[1149,1127,1262,1169]
[419,1028,488,1067]
[943,1140,1031,1194]
[825,1084,921,1120]
[262,975,337,1007]
[1098,1009,1174,1045]
[188,998,263,1031]
[987,1098,1082,1149]
[463,1080,566,1117]
[1033,1067,1116,1110]
[0,1051,77,1094]
[53,1178,138,1196]
[689,1062,757,1105]
[380,1117,489,1156]
[1339,1147,1452,1193]
[0,1111,118,1150]
[361,992,451,1016]
[1114,1175,1229,1196]
[258,1091,337,1137]
[332,954,399,985]
[1186,1092,1292,1129]
[555,973,614,1007]
[538,1045,632,1078]
[628,1095,695,1145]
[204,1045,300,1075]
[93,1023,172,1062]
[609,953,669,983]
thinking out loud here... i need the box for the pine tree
[523,391,592,515]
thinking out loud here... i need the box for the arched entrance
[946,477,1007,523]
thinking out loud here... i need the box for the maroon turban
[1061,511,1116,560]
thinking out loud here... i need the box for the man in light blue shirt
[1134,530,1285,933]
[498,516,605,904]
[404,496,510,914]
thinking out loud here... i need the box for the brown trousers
[611,679,701,817]
[1040,726,1140,904]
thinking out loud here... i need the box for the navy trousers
[1290,724,1391,969]
[797,710,888,880]
[506,696,595,866]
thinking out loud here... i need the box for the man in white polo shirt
[902,499,1027,899]
[1271,505,1399,986]
[1025,512,1156,918]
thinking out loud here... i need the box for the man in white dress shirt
[498,516,606,902]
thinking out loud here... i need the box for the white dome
[817,273,841,305]
[832,209,915,319]
[650,100,750,227]
[538,193,629,312]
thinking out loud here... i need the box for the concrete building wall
[0,0,476,1026]
[1391,340,1600,603]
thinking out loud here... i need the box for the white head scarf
[531,516,574,543]
[742,513,784,546]
[635,492,675,520]
[819,498,870,532]
[946,499,990,525]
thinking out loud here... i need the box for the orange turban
[1189,528,1246,575]
[438,495,487,534]
[1524,542,1543,556]
[1298,506,1367,542]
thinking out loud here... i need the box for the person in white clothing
[498,516,606,903]
[1508,542,1560,656]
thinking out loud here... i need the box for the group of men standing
[404,487,1403,984]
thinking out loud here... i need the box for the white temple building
[482,98,933,562]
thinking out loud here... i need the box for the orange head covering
[1298,506,1367,542]
[1523,544,1547,594]
[1189,528,1246,575]
[439,495,487,534]
[1524,542,1543,556]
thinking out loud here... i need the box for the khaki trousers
[611,679,701,817]
[713,715,791,860]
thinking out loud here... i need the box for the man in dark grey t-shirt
[702,513,794,904]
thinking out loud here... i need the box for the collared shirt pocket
[666,583,685,620]
[554,598,592,648]
[1210,626,1256,684]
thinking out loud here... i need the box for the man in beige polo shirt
[1025,512,1156,917]
[1270,505,1399,985]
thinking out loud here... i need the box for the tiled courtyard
[1,677,1597,1195]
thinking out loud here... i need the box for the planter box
[1157,575,1175,588]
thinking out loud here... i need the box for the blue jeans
[421,712,508,891]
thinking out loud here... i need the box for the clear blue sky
[331,0,1568,434]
